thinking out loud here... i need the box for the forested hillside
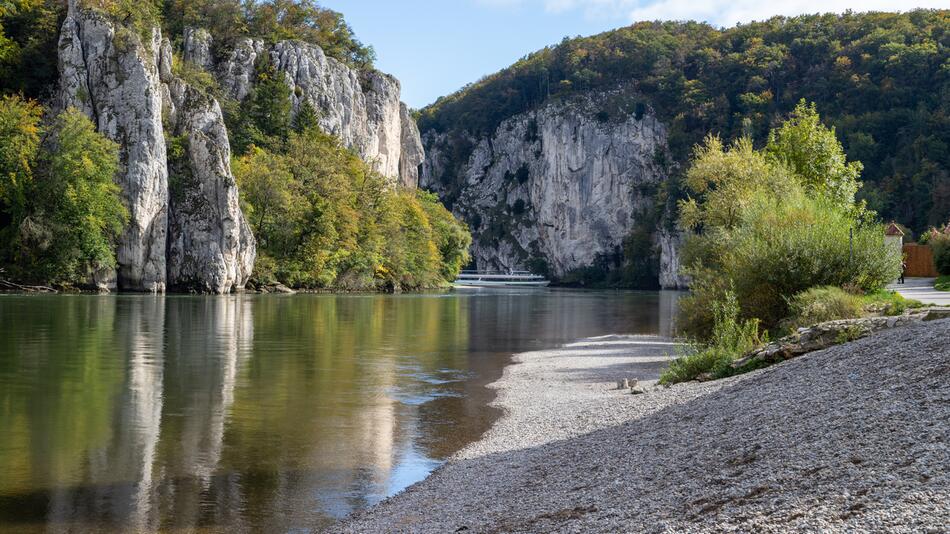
[421,10,949,234]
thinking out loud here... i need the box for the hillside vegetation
[421,11,950,235]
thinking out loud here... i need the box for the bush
[932,233,950,276]
[722,193,901,328]
[784,286,864,332]
[661,291,763,385]
[936,275,950,292]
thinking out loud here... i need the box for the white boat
[453,270,551,288]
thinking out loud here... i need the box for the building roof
[885,222,905,236]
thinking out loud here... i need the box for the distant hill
[420,10,950,235]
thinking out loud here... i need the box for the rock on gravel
[335,322,950,533]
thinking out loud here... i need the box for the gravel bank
[337,322,950,533]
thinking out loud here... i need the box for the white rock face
[218,37,265,102]
[658,230,690,289]
[422,95,669,279]
[59,0,168,292]
[183,27,214,71]
[58,6,255,293]
[161,44,256,294]
[215,38,422,185]
[399,103,424,188]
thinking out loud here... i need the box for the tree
[24,108,127,284]
[293,100,320,133]
[233,145,296,242]
[0,94,41,223]
[245,0,375,68]
[677,105,899,337]
[0,1,14,64]
[230,57,292,154]
[677,135,800,273]
[766,100,864,208]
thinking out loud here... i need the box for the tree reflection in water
[0,289,677,532]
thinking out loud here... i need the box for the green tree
[231,58,292,154]
[678,106,900,337]
[0,94,41,224]
[679,135,799,233]
[293,100,320,133]
[417,190,472,281]
[245,0,375,68]
[766,100,864,208]
[25,108,127,284]
[233,129,471,291]
[233,145,297,244]
[0,1,15,64]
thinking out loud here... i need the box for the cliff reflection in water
[0,290,677,532]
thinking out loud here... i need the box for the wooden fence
[903,244,938,277]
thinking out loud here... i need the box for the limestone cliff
[208,34,423,185]
[58,1,255,293]
[59,2,168,292]
[422,93,678,282]
[160,41,256,294]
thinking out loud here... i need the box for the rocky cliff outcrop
[59,2,169,292]
[399,104,424,188]
[207,35,423,185]
[658,230,690,290]
[160,42,256,294]
[58,1,254,293]
[422,94,669,279]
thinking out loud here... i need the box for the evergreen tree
[293,100,320,133]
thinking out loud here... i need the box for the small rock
[273,283,296,294]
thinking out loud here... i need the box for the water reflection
[0,289,678,532]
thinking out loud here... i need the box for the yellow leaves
[682,135,801,233]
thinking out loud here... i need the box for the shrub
[661,291,763,385]
[722,193,901,328]
[935,275,950,292]
[784,286,864,332]
[932,232,950,276]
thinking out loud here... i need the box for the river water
[0,289,678,532]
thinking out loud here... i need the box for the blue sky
[321,0,946,109]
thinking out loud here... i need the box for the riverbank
[337,321,950,532]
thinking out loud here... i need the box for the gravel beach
[337,321,950,533]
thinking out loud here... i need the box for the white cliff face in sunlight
[423,93,669,278]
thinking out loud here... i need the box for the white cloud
[475,0,947,26]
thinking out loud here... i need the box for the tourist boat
[453,270,551,288]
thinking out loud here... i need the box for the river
[0,289,679,532]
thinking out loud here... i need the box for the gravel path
[337,322,950,533]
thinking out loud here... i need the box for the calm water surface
[0,289,678,532]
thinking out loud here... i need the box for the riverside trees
[666,102,902,382]
[0,98,127,286]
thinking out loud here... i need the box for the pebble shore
[337,321,950,533]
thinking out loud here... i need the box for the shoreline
[337,322,950,532]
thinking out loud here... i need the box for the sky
[320,0,947,109]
